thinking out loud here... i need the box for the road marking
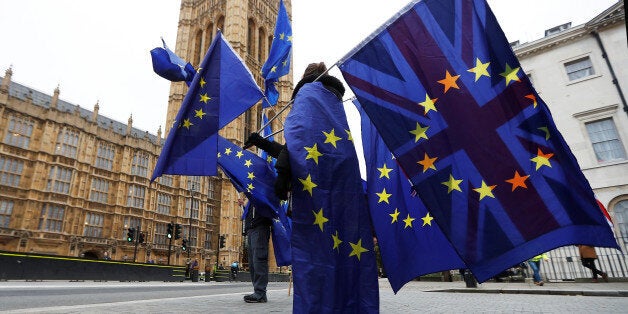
[4,288,289,313]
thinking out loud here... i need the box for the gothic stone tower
[166,0,293,270]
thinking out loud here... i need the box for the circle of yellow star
[377,163,393,179]
[376,188,392,204]
[349,239,369,261]
[194,108,206,119]
[299,174,318,196]
[403,214,415,229]
[323,129,342,148]
[235,151,244,158]
[199,93,211,103]
[421,212,434,226]
[312,208,328,231]
[390,208,400,223]
[304,143,323,164]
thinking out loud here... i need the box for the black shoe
[244,294,267,303]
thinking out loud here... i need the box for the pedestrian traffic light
[175,224,182,240]
[182,239,188,251]
[139,232,145,244]
[219,235,226,248]
[126,228,135,242]
[167,222,173,239]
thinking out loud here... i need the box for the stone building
[512,0,627,248]
[0,0,293,272]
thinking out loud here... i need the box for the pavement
[2,278,627,313]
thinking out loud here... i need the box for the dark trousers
[581,258,604,279]
[247,224,270,297]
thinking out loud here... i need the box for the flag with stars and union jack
[339,0,618,282]
[357,99,465,293]
[285,83,378,313]
[151,31,263,181]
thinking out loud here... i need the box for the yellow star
[377,163,393,179]
[437,70,460,93]
[531,148,553,170]
[441,174,463,193]
[467,58,491,81]
[247,172,255,180]
[217,152,221,158]
[304,143,323,164]
[312,208,328,231]
[244,159,252,167]
[422,212,434,226]
[376,188,392,204]
[279,33,285,40]
[390,208,400,223]
[403,214,415,229]
[349,239,369,261]
[235,151,244,158]
[247,183,255,191]
[418,94,438,115]
[271,66,277,73]
[199,93,211,103]
[500,63,521,86]
[266,155,273,163]
[323,129,342,148]
[282,60,288,67]
[473,180,496,200]
[417,153,437,172]
[299,174,318,196]
[409,122,429,142]
[199,77,206,88]
[224,147,232,155]
[332,230,342,251]
[194,108,206,119]
[196,67,203,73]
[538,127,550,140]
[182,118,193,129]
[287,35,293,42]
[345,129,353,142]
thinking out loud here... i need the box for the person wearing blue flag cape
[245,62,379,313]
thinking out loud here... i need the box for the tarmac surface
[1,278,627,313]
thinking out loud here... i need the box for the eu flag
[260,0,292,107]
[150,38,196,85]
[152,31,263,181]
[285,83,378,313]
[357,99,465,293]
[339,0,618,282]
[259,112,277,168]
[218,136,292,266]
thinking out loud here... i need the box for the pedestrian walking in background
[528,253,549,286]
[578,245,608,282]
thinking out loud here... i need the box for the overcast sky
[0,0,618,134]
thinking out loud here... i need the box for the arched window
[614,200,628,243]
[258,27,266,62]
[194,30,203,66]
[205,23,214,50]
[247,19,255,58]
[217,16,224,32]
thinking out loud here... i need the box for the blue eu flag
[152,31,263,181]
[339,0,618,282]
[260,0,292,107]
[285,83,378,313]
[357,99,465,293]
[150,38,196,86]
[217,136,292,266]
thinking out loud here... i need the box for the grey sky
[0,0,618,133]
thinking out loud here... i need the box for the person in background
[102,251,111,260]
[578,245,608,282]
[528,253,549,286]
[242,201,272,303]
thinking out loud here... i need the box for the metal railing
[540,236,627,281]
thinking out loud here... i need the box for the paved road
[1,279,627,313]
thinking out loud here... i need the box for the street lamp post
[188,182,195,259]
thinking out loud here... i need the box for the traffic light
[181,239,188,251]
[219,235,226,248]
[126,228,135,242]
[167,223,173,239]
[174,224,182,240]
[138,232,145,244]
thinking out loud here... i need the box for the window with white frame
[157,193,172,215]
[0,200,13,228]
[565,56,595,81]
[158,175,173,187]
[47,166,73,194]
[0,156,24,187]
[95,143,115,171]
[4,114,34,149]
[126,185,146,208]
[185,198,200,219]
[55,127,80,158]
[131,151,149,177]
[585,118,626,162]
[83,212,104,237]
[615,200,628,241]
[90,178,110,203]
[38,204,65,232]
[155,223,168,245]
